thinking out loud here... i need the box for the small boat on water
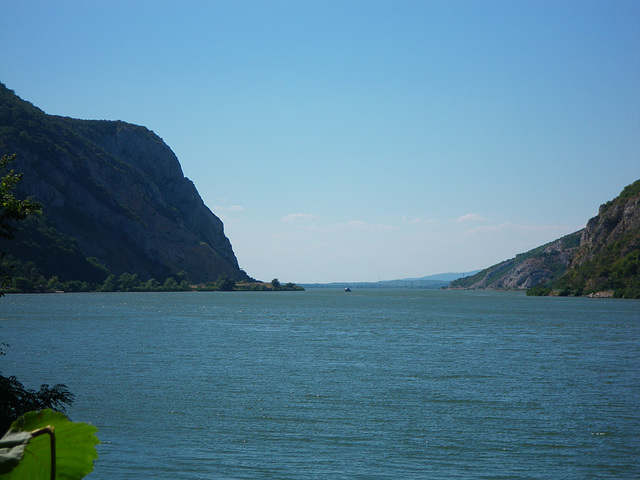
[344,287,351,292]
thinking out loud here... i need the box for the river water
[1,289,639,479]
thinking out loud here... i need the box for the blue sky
[2,1,639,283]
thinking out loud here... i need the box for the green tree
[163,277,179,290]
[47,276,61,291]
[0,154,41,243]
[0,377,74,434]
[271,278,281,290]
[118,272,140,291]
[144,278,160,290]
[214,273,235,291]
[100,274,118,292]
[0,154,41,290]
[11,277,33,292]
[526,284,551,296]
[0,154,73,433]
[176,270,189,283]
[61,280,90,292]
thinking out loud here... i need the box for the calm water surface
[1,289,639,479]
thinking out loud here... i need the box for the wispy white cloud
[288,220,396,234]
[403,216,438,225]
[453,213,490,223]
[344,220,369,229]
[212,204,245,221]
[213,204,245,212]
[281,213,318,222]
[333,220,395,231]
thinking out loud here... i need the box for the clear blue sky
[2,1,639,283]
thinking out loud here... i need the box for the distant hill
[301,272,479,289]
[302,280,449,289]
[451,180,640,298]
[403,271,482,282]
[0,82,248,284]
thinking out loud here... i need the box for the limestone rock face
[0,83,245,283]
[454,234,579,290]
[573,194,640,267]
[558,181,640,294]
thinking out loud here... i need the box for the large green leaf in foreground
[0,409,99,479]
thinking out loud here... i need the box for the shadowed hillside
[0,83,248,284]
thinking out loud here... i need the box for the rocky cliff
[572,180,640,268]
[0,83,246,283]
[450,180,640,298]
[557,179,640,296]
[450,231,582,290]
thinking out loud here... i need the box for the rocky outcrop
[558,180,640,295]
[0,83,247,283]
[451,232,581,290]
[450,180,640,297]
[572,184,640,268]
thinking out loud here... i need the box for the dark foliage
[525,284,551,296]
[0,214,110,284]
[0,155,41,241]
[0,373,74,434]
[0,151,75,434]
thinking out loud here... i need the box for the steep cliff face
[572,181,640,268]
[558,180,640,296]
[0,83,246,283]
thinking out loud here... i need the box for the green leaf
[0,409,99,480]
[0,430,33,474]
